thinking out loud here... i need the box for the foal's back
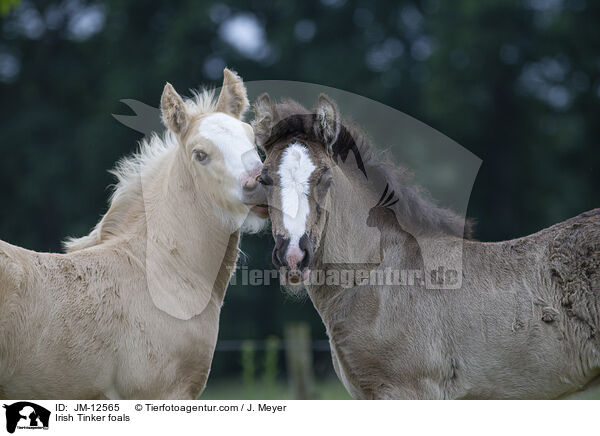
[448,208,600,398]
[337,209,600,399]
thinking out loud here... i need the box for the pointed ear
[216,68,249,119]
[160,83,189,135]
[314,94,341,154]
[252,93,275,148]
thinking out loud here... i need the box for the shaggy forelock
[256,98,474,239]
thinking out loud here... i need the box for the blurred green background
[0,0,598,399]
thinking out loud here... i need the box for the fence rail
[215,338,331,352]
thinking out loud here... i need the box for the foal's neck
[308,167,387,313]
[134,148,239,318]
[146,148,235,254]
[315,167,380,266]
[308,165,467,322]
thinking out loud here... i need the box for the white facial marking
[278,143,316,246]
[198,113,261,179]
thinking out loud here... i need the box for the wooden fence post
[284,323,316,399]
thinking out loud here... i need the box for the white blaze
[198,113,261,180]
[278,143,316,247]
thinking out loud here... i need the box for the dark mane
[258,98,474,239]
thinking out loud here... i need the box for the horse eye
[194,150,208,163]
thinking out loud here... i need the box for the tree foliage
[1,0,598,377]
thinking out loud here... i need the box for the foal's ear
[252,93,275,148]
[160,83,190,135]
[216,68,250,119]
[314,94,341,154]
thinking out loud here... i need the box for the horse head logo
[3,402,50,434]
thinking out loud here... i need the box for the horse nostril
[243,165,264,192]
[272,246,284,268]
[298,234,313,270]
[273,235,290,268]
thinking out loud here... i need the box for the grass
[201,377,600,400]
[564,384,600,400]
[200,377,352,400]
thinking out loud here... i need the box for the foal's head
[161,69,268,232]
[253,94,347,283]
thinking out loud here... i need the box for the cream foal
[0,69,268,399]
